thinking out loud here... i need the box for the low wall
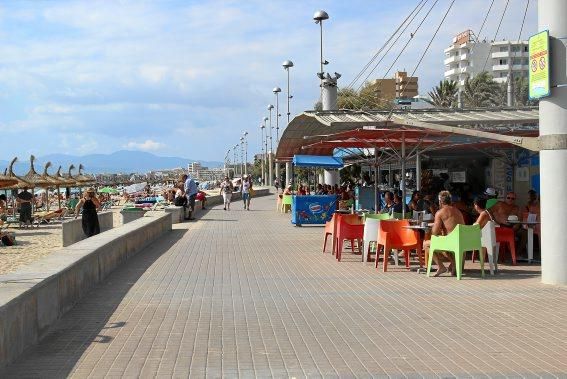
[160,188,271,223]
[61,211,114,247]
[0,213,172,369]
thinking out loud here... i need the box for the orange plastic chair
[335,215,364,261]
[375,219,422,271]
[323,213,338,254]
[495,226,516,265]
[323,213,360,255]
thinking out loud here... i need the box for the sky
[0,0,538,162]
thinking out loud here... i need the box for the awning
[292,155,344,168]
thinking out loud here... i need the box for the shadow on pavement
[0,227,189,378]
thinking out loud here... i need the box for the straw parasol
[75,164,97,187]
[41,162,69,210]
[5,157,31,190]
[0,170,18,189]
[22,155,51,212]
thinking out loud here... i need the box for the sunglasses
[506,197,516,200]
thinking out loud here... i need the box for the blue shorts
[242,193,250,201]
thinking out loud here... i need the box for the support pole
[401,133,406,218]
[374,151,378,212]
[539,0,567,284]
[285,162,292,187]
[416,151,421,191]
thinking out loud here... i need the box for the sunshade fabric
[292,155,344,168]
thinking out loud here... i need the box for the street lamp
[267,105,274,186]
[273,87,281,144]
[243,131,248,175]
[225,148,230,177]
[313,10,329,81]
[233,144,239,177]
[240,136,244,177]
[260,123,266,185]
[282,60,294,124]
[263,116,269,186]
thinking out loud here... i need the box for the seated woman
[472,197,493,228]
[297,185,307,196]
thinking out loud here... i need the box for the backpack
[1,234,14,246]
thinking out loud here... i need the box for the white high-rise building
[444,30,529,89]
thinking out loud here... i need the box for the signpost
[529,30,550,100]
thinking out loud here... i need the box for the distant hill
[0,151,222,174]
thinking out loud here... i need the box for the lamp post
[260,123,266,185]
[262,116,269,186]
[233,144,239,177]
[273,87,282,187]
[240,137,244,177]
[313,10,329,94]
[225,149,230,177]
[243,131,248,176]
[282,60,293,125]
[267,105,274,186]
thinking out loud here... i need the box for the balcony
[492,64,510,71]
[460,53,469,61]
[444,68,458,77]
[491,51,510,59]
[444,55,459,65]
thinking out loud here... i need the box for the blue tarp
[292,155,344,168]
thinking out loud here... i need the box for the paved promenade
[3,194,567,378]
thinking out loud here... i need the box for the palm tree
[337,82,394,111]
[462,71,502,107]
[427,80,458,108]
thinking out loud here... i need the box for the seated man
[392,192,409,214]
[423,190,465,277]
[380,191,394,214]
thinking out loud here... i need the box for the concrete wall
[0,213,172,369]
[160,188,271,224]
[61,211,114,247]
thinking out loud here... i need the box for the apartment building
[369,71,419,100]
[444,30,529,88]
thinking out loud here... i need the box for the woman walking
[241,175,251,210]
[75,188,101,237]
[220,177,233,210]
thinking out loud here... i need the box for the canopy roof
[276,107,539,161]
[292,155,344,168]
[22,155,51,187]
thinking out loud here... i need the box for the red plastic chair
[335,215,364,261]
[495,226,516,265]
[375,219,422,271]
[323,213,359,255]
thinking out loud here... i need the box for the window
[499,46,508,52]
[499,59,508,65]
[511,45,520,52]
[500,72,507,77]
[524,46,528,52]
[513,58,522,65]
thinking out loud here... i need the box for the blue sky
[0,0,537,161]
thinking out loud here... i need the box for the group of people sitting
[422,187,540,277]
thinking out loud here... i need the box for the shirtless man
[486,198,520,226]
[424,190,465,276]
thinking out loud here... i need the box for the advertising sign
[529,30,550,100]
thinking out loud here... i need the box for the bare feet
[434,265,448,277]
[448,263,456,277]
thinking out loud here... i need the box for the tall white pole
[268,106,274,186]
[274,88,281,187]
[260,125,265,185]
[539,0,567,284]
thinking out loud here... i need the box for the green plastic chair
[281,195,293,213]
[486,198,498,209]
[364,213,391,221]
[426,224,483,280]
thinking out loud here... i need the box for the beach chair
[34,209,65,226]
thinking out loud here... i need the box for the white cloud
[124,139,165,151]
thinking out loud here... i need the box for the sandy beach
[0,206,125,276]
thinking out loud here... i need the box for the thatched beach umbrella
[22,155,51,212]
[5,157,31,190]
[41,162,69,210]
[75,164,97,187]
[0,171,18,189]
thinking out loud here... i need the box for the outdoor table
[403,224,432,271]
[506,220,541,263]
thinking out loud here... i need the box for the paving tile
[1,195,567,378]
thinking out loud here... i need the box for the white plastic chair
[363,218,380,263]
[481,221,500,275]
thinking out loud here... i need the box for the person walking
[220,177,233,210]
[184,174,198,220]
[16,187,34,228]
[241,175,251,210]
[74,188,101,238]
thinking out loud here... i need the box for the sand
[0,206,125,276]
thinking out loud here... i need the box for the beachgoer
[75,188,101,237]
[0,194,7,225]
[526,189,540,213]
[17,187,33,228]
[472,197,492,229]
[423,190,465,277]
[196,190,207,210]
[380,191,394,214]
[241,175,251,210]
[184,174,198,220]
[220,177,233,210]
[393,191,409,214]
[274,178,280,193]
